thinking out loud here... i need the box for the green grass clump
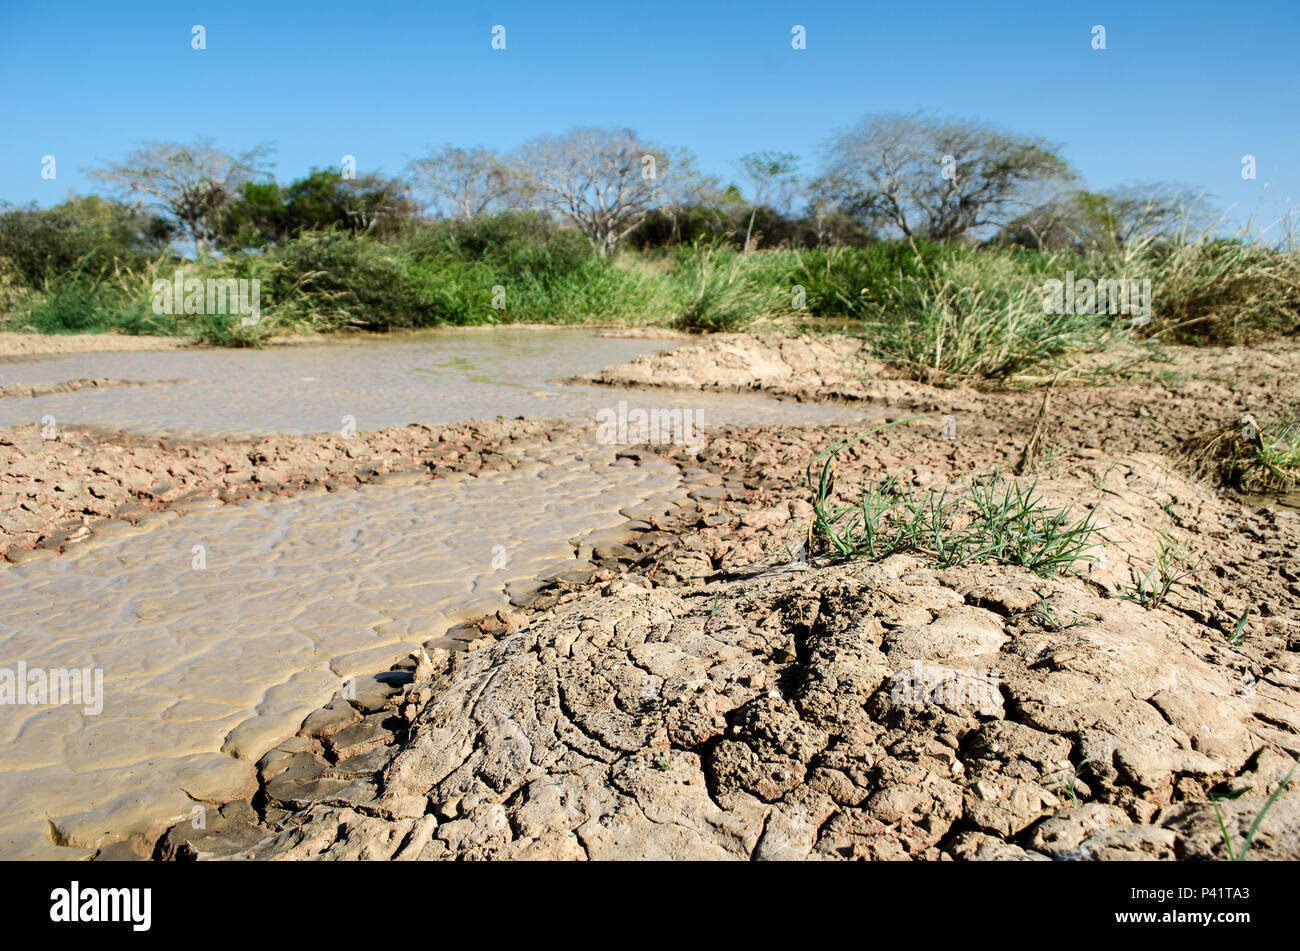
[1244,418,1300,491]
[1180,416,1300,493]
[1122,533,1203,609]
[1125,237,1300,345]
[807,429,1097,576]
[264,229,434,331]
[670,243,785,331]
[863,250,1114,379]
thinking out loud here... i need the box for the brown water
[0,330,872,859]
[0,329,858,436]
[1240,491,1300,511]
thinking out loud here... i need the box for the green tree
[220,168,416,247]
[0,195,172,287]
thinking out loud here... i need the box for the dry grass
[1179,414,1300,492]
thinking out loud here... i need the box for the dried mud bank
[0,331,194,356]
[0,377,189,401]
[0,417,573,563]
[575,331,1300,439]
[146,397,1300,861]
[572,332,936,405]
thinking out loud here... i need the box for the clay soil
[5,333,1298,860]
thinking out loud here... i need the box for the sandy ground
[4,331,1299,860]
[0,324,694,359]
[0,331,195,356]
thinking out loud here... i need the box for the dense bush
[1134,238,1300,344]
[218,170,417,248]
[2,204,1296,371]
[0,197,171,288]
[264,229,433,330]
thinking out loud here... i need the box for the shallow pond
[0,329,861,436]
[0,330,874,858]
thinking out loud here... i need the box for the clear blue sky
[2,0,1297,236]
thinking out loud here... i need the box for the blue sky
[2,0,1297,236]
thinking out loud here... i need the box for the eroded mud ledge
[7,332,1298,860]
[140,332,1300,860]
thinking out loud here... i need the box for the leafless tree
[734,150,800,251]
[405,145,514,219]
[817,113,1073,242]
[1000,183,1214,252]
[88,139,274,256]
[508,127,704,257]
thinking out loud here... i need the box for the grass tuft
[1179,415,1300,493]
[807,428,1097,577]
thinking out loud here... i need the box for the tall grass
[671,243,785,331]
[1102,232,1300,345]
[861,249,1115,379]
[3,215,1297,363]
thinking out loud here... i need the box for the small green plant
[1094,460,1123,492]
[1211,760,1297,860]
[808,429,1097,578]
[1228,607,1252,645]
[1031,596,1085,633]
[1050,758,1092,806]
[1123,533,1203,609]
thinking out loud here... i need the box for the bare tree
[406,145,514,219]
[88,139,274,256]
[509,127,703,257]
[734,150,800,251]
[818,113,1073,242]
[1000,183,1214,252]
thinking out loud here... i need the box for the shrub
[0,197,171,288]
[1136,238,1300,345]
[265,229,432,330]
[670,243,784,331]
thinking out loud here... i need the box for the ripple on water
[0,439,682,858]
[0,329,868,435]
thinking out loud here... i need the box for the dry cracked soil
[5,331,1299,861]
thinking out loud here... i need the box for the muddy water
[0,331,871,859]
[1241,491,1300,512]
[0,329,856,436]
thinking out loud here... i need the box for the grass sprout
[808,432,1097,578]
